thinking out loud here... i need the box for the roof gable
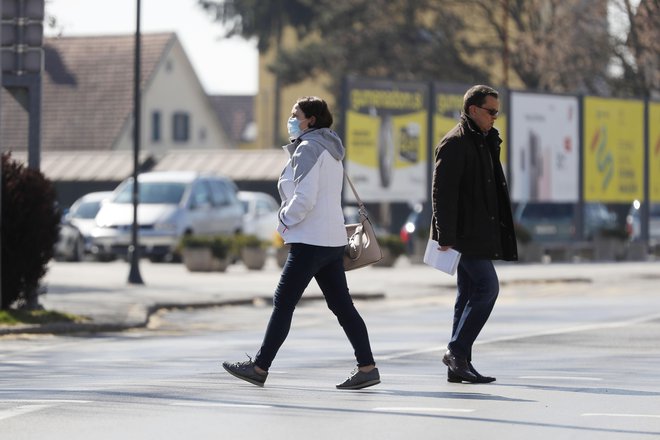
[209,95,255,144]
[1,33,174,152]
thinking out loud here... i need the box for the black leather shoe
[447,363,496,384]
[442,350,477,382]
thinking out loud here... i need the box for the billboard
[433,87,464,145]
[344,78,429,202]
[583,97,645,202]
[650,101,660,203]
[510,92,580,202]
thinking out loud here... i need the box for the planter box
[182,248,229,272]
[241,247,267,270]
[409,237,427,264]
[594,237,624,261]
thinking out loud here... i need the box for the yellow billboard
[345,79,429,202]
[649,102,660,203]
[583,97,645,202]
[434,92,463,144]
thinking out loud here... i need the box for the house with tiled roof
[1,32,229,153]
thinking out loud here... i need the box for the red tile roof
[1,33,174,152]
[209,95,254,144]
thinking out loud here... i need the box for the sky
[44,0,259,95]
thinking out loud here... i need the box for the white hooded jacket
[277,128,348,247]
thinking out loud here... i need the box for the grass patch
[0,309,89,326]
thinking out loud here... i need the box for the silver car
[55,191,114,261]
[92,171,243,262]
[237,191,280,243]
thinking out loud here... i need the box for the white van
[92,171,243,261]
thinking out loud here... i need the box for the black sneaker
[336,367,381,390]
[222,357,268,387]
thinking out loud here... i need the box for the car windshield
[73,201,102,219]
[113,182,187,204]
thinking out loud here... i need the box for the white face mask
[287,117,303,139]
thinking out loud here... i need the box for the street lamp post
[128,0,144,284]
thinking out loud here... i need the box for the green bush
[1,152,61,309]
[377,234,406,257]
[234,233,269,250]
[179,235,233,260]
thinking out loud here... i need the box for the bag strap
[344,172,367,214]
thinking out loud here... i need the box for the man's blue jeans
[447,256,499,360]
[254,243,375,371]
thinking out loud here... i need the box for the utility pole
[128,0,144,284]
[502,0,509,87]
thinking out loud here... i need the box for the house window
[151,111,161,142]
[172,112,190,142]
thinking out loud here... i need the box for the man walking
[431,85,518,383]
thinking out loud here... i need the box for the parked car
[626,200,660,244]
[514,202,617,242]
[54,191,114,261]
[91,171,244,262]
[399,203,431,255]
[237,191,280,243]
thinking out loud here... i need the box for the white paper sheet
[423,239,461,275]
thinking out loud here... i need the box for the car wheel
[70,234,85,262]
[95,252,116,262]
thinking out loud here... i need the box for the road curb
[0,292,386,336]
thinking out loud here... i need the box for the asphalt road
[2,262,660,440]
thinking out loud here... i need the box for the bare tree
[468,0,612,93]
[609,0,660,97]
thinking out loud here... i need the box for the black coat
[431,116,517,261]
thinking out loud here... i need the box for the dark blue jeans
[254,243,375,371]
[447,256,499,360]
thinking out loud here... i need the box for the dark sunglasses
[476,106,499,117]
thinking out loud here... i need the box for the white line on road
[373,407,474,413]
[582,413,660,419]
[170,402,272,409]
[519,376,602,381]
[0,405,53,422]
[0,400,91,404]
[0,400,91,422]
[378,312,660,361]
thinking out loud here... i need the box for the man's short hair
[463,85,499,115]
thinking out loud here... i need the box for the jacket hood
[284,128,345,161]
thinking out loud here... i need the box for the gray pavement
[2,256,659,336]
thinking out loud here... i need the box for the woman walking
[222,96,380,390]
